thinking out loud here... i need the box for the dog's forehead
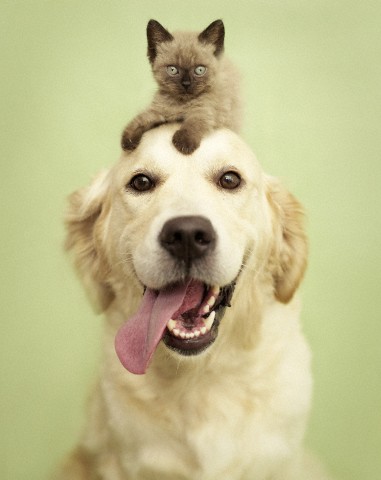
[116,126,262,182]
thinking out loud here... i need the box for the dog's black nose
[159,216,216,264]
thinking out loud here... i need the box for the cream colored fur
[56,126,331,479]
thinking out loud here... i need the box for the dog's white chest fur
[93,300,312,480]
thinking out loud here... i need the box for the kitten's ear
[146,19,174,63]
[198,19,225,56]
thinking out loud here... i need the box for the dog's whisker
[115,255,134,267]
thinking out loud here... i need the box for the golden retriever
[56,125,330,479]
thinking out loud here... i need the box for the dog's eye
[219,171,241,190]
[129,174,154,192]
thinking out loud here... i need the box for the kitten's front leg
[121,110,166,151]
[172,116,212,155]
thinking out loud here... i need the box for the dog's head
[66,126,307,374]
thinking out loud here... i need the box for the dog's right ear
[65,170,114,312]
[147,19,174,63]
[266,177,308,304]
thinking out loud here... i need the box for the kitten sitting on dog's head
[121,20,242,154]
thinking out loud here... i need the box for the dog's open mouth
[115,279,235,375]
[163,281,235,355]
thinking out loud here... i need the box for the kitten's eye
[194,65,207,76]
[129,174,155,192]
[166,65,179,76]
[219,171,241,190]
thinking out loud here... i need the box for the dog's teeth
[169,315,215,339]
[202,305,210,314]
[167,319,176,331]
[212,285,220,296]
[205,311,216,331]
[207,296,216,307]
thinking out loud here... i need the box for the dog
[56,125,330,479]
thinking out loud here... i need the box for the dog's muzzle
[115,216,237,374]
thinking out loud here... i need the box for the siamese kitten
[121,19,242,154]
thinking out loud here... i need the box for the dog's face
[66,126,307,374]
[113,127,268,289]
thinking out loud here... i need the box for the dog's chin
[160,281,237,357]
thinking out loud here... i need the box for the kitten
[121,19,242,155]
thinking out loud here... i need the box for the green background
[1,1,380,479]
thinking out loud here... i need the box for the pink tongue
[114,282,190,374]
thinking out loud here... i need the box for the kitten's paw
[121,138,138,151]
[172,129,200,155]
[121,128,143,151]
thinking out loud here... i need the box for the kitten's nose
[181,72,191,90]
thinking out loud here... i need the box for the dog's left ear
[266,177,308,303]
[65,170,114,312]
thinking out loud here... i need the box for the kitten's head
[147,20,225,99]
